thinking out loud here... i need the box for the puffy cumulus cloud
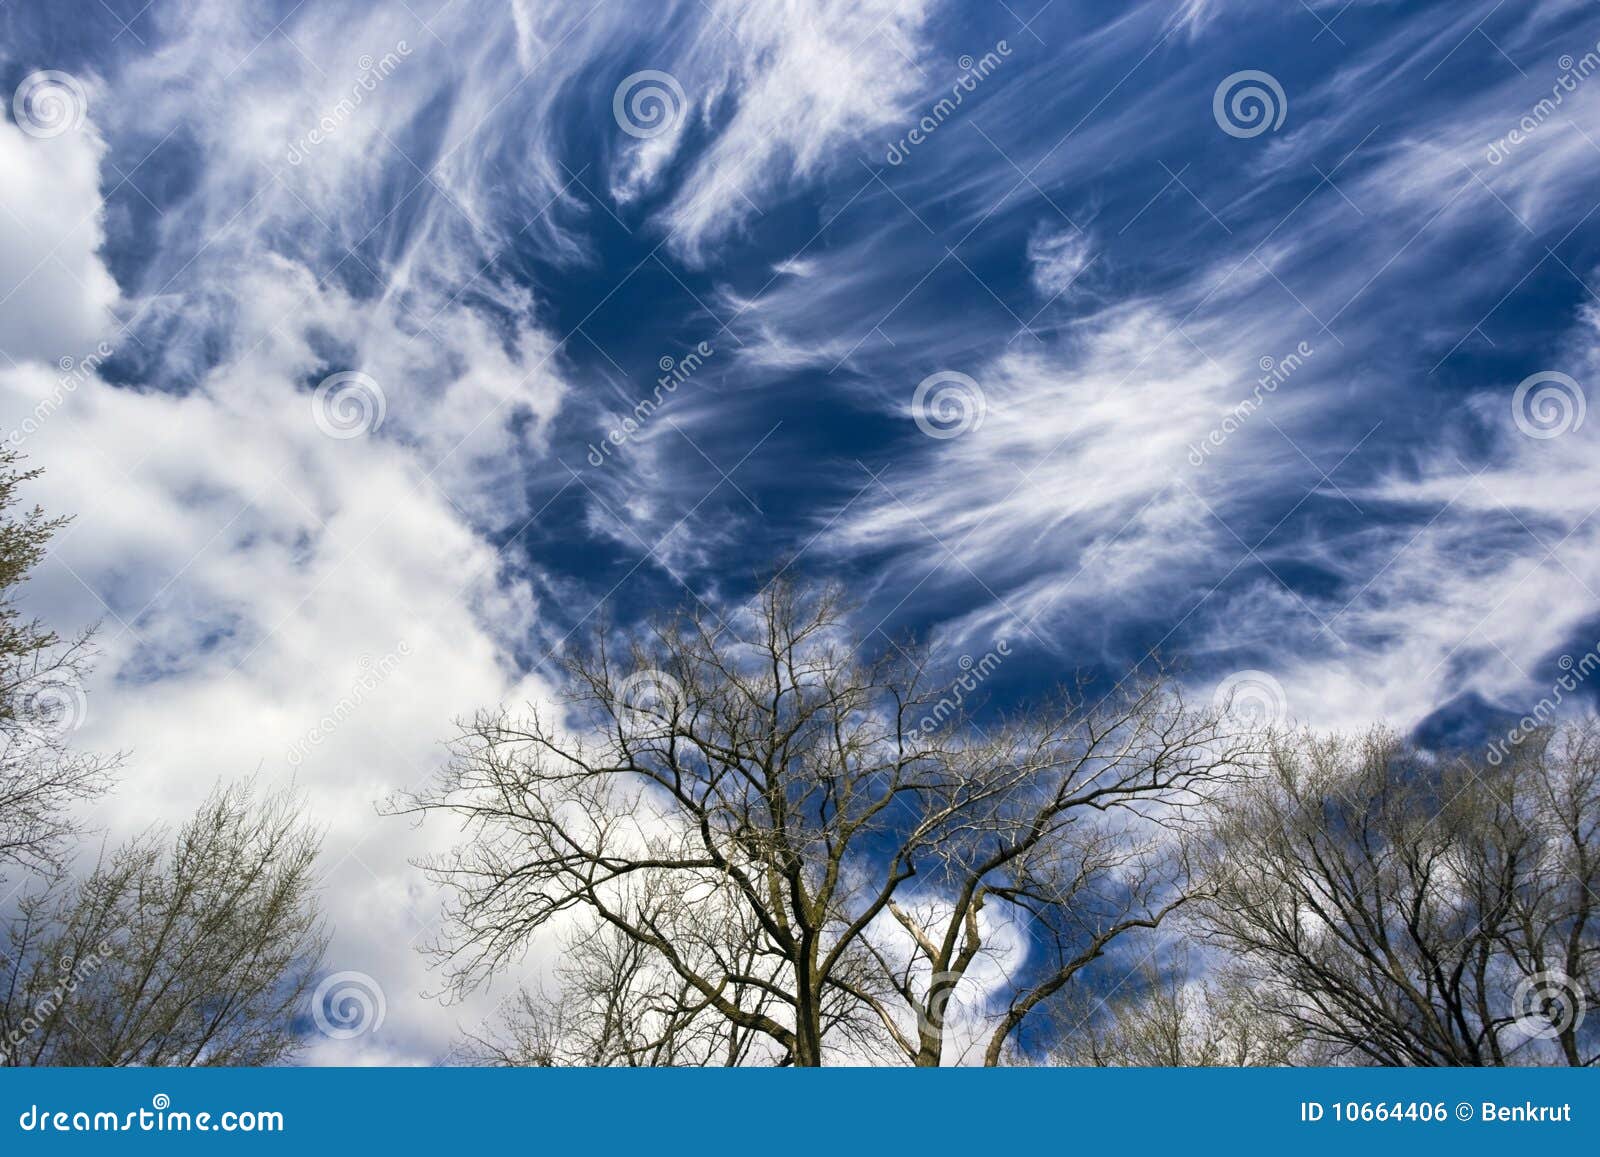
[613,0,937,263]
[0,9,590,1059]
[2,352,555,1061]
[0,324,562,1062]
[41,0,584,522]
[214,254,568,529]
[0,115,119,365]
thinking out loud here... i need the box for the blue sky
[2,0,1598,1061]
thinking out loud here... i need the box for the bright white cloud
[0,118,119,365]
[0,22,574,1059]
[619,0,937,262]
[1027,225,1094,299]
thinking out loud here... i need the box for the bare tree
[0,450,114,879]
[399,582,1258,1065]
[861,682,1258,1066]
[1048,954,1306,1066]
[456,909,776,1067]
[0,454,327,1068]
[0,780,328,1066]
[1199,724,1600,1066]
